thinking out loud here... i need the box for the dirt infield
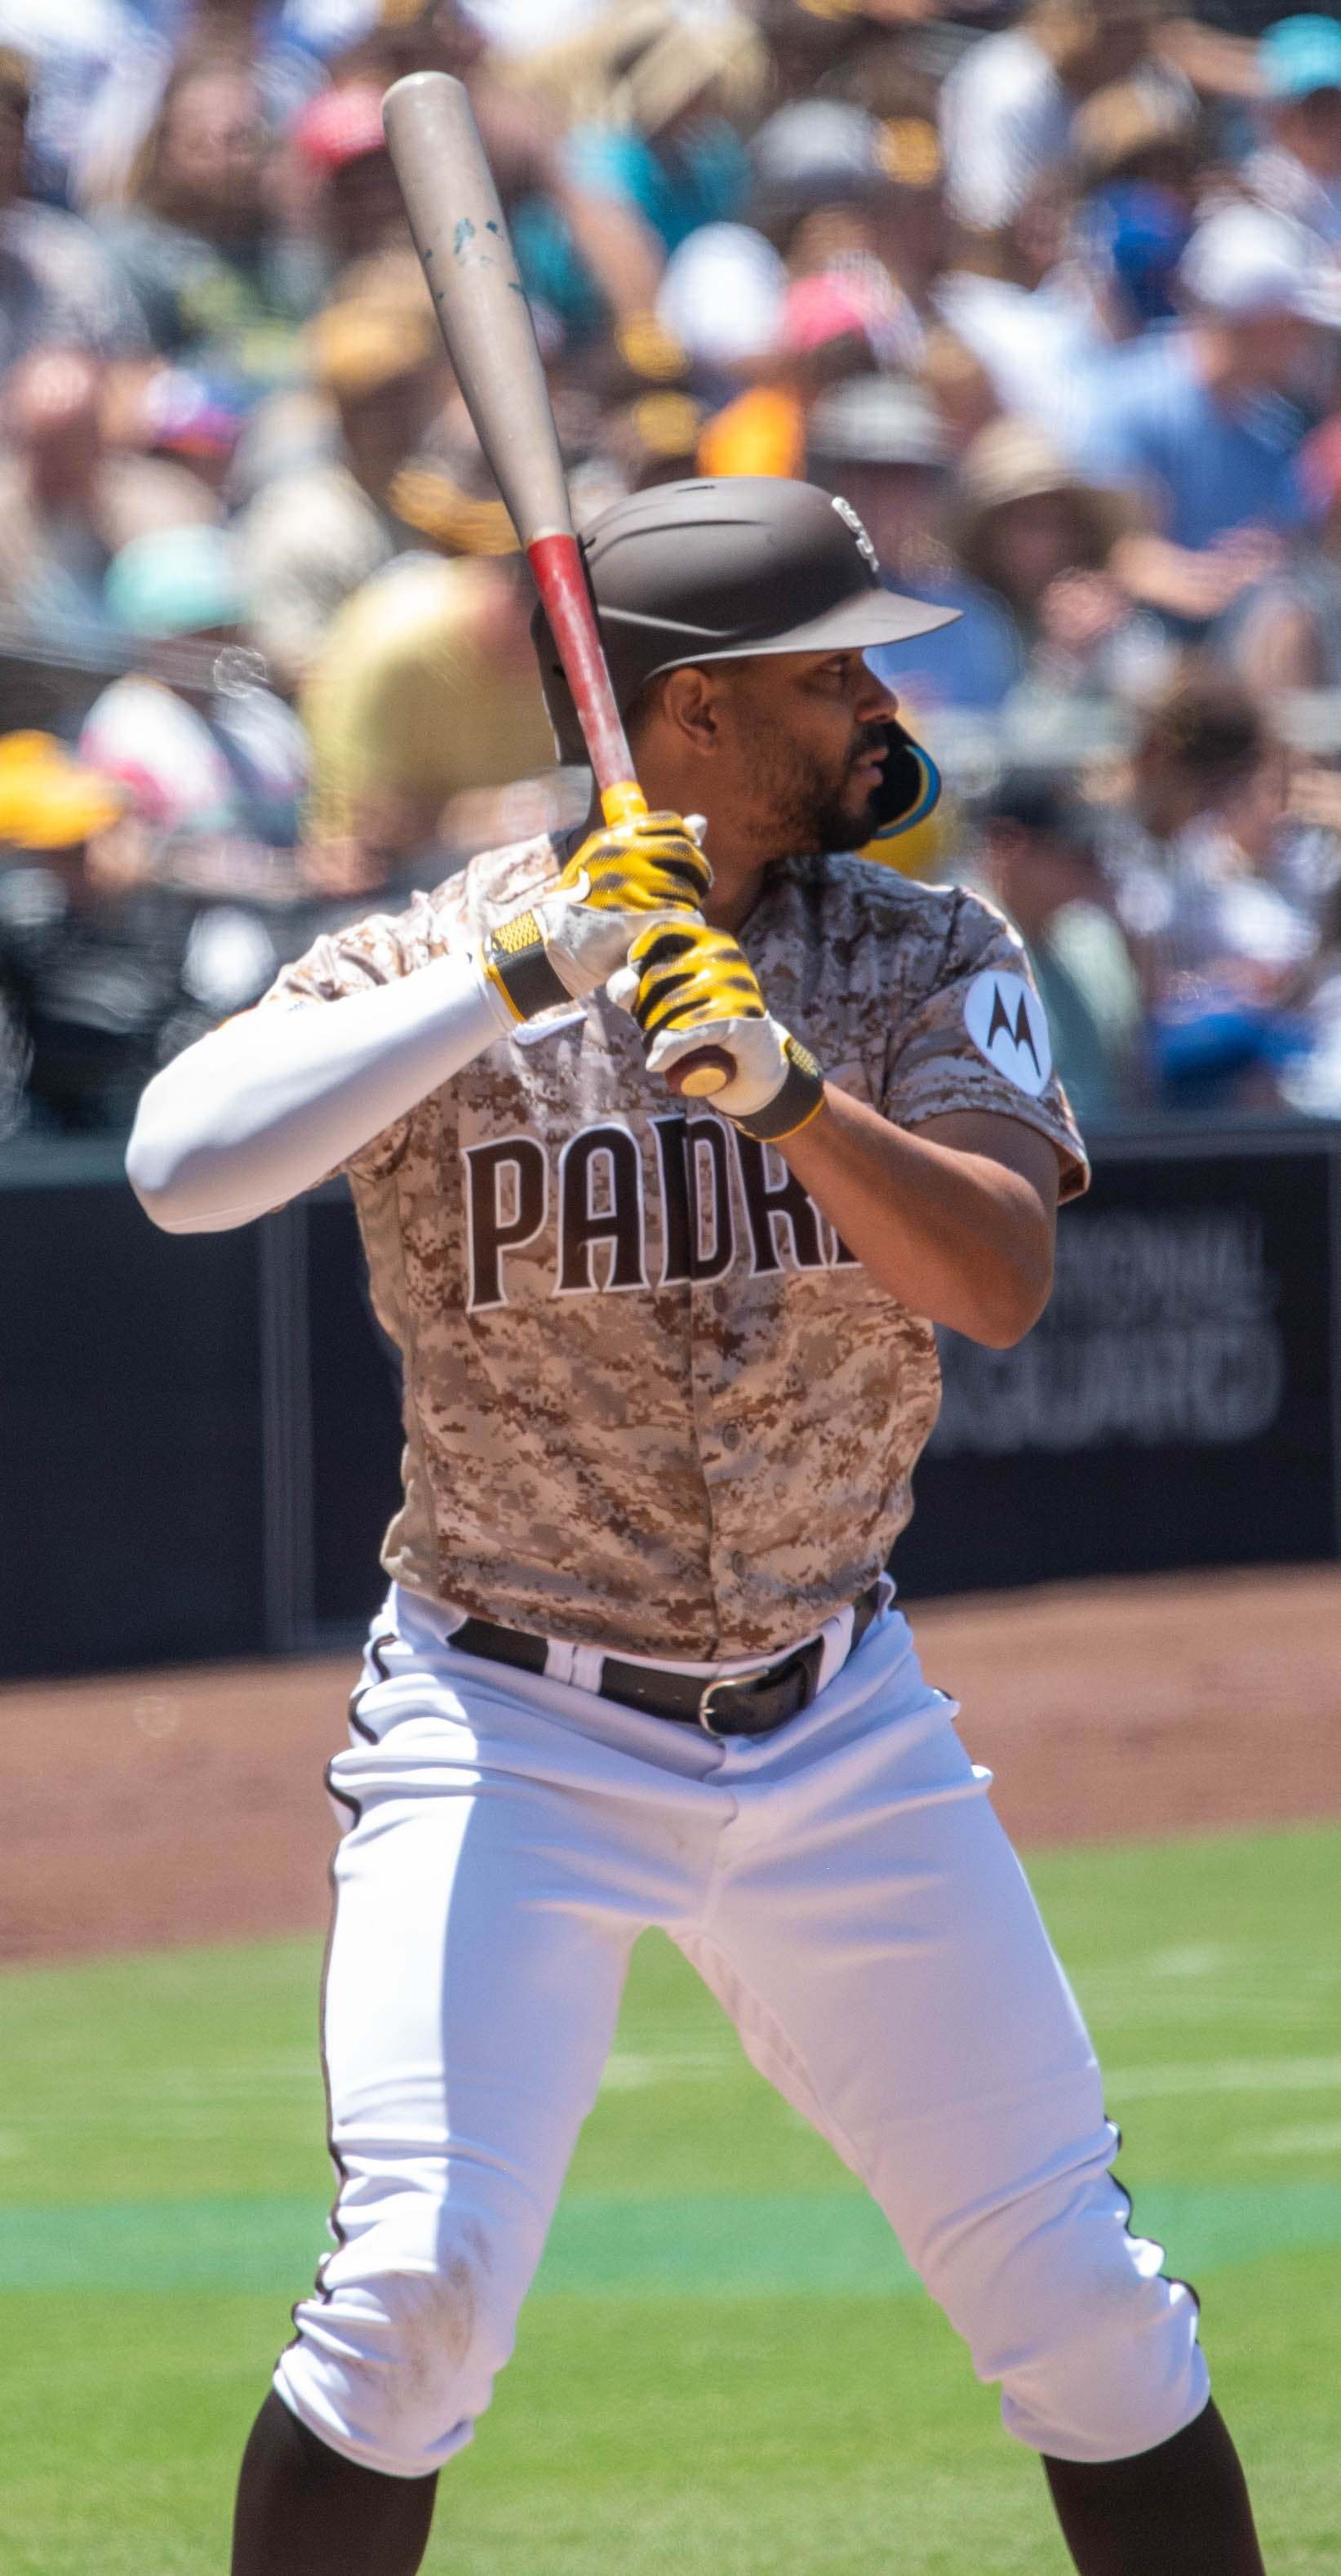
[3,1564,1340,1964]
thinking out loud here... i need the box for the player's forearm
[126,949,512,1234]
[779,1088,1055,1346]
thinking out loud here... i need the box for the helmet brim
[602,584,961,685]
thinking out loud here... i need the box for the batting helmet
[531,475,954,841]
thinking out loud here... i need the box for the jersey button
[730,1550,746,1577]
[721,1423,740,1451]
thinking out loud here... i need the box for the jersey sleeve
[258,888,457,1182]
[881,888,1090,1201]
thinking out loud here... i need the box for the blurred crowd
[4,0,1341,1137]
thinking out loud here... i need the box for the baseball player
[127,478,1265,2576]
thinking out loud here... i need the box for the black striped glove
[482,812,709,1021]
[610,921,826,1142]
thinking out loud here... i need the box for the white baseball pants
[275,1584,1208,2480]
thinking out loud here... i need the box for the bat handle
[596,786,733,1097]
[600,778,647,827]
[525,533,733,1092]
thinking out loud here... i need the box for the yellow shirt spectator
[300,554,558,857]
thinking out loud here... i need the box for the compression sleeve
[126,946,515,1235]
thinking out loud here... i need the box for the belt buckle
[697,1634,824,1738]
[698,1675,733,1736]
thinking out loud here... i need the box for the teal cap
[1260,15,1341,101]
[104,525,246,638]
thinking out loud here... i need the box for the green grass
[0,1821,1338,2571]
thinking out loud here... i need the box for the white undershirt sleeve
[126,947,515,1235]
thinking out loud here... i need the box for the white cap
[1179,202,1341,327]
[655,223,788,368]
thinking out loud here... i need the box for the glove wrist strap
[482,913,572,1021]
[731,1039,826,1142]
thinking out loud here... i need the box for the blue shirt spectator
[1075,328,1308,549]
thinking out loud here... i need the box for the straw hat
[615,15,766,136]
[950,418,1130,583]
[306,296,441,402]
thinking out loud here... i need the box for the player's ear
[657,664,725,759]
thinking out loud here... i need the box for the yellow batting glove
[610,921,826,1143]
[482,812,710,1021]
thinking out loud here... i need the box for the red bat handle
[526,532,641,820]
[526,530,730,1097]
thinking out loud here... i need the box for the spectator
[696,272,882,479]
[238,275,449,689]
[288,82,413,291]
[99,54,304,386]
[938,0,1176,234]
[340,3,699,357]
[0,47,149,376]
[81,525,309,848]
[1277,870,1341,1111]
[0,0,162,209]
[1106,664,1317,1100]
[932,167,1108,451]
[1070,72,1204,205]
[564,19,757,259]
[504,16,761,353]
[73,0,351,215]
[1077,202,1341,629]
[0,725,277,1131]
[588,386,703,494]
[1067,82,1203,345]
[933,77,1206,456]
[806,372,1023,710]
[137,360,249,504]
[1241,12,1341,251]
[0,347,216,632]
[975,770,1143,1119]
[1230,409,1341,687]
[918,325,1000,456]
[298,547,557,879]
[690,100,939,479]
[948,416,1137,692]
[750,100,928,363]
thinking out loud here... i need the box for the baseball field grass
[0,1818,1337,2574]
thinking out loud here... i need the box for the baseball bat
[381,70,730,1099]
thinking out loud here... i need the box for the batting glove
[482,812,710,1021]
[610,921,826,1142]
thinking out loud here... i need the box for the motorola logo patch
[962,968,1051,1098]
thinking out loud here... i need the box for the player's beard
[748,723,888,859]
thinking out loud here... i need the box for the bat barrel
[381,72,572,552]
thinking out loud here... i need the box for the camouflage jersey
[265,833,1088,1661]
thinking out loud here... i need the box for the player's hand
[609,920,826,1142]
[481,812,710,1021]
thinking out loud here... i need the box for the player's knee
[277,2224,518,2480]
[929,2174,1209,2462]
[995,2259,1209,2461]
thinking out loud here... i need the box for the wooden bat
[381,69,729,1098]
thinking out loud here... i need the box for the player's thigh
[688,1685,1206,2459]
[685,1675,1103,2256]
[280,1693,661,2477]
[322,1736,637,2257]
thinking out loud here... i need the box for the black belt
[448,1582,883,1737]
